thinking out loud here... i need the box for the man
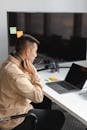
[0,34,65,130]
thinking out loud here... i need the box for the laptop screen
[65,63,87,89]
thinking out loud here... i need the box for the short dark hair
[15,34,40,53]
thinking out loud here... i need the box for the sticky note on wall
[10,27,17,34]
[16,31,23,38]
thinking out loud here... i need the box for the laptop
[46,63,87,94]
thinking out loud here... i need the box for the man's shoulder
[6,62,21,73]
[1,61,20,75]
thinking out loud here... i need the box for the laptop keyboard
[46,81,76,94]
[58,81,76,90]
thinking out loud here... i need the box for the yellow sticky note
[17,31,23,38]
[49,77,58,81]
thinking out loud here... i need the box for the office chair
[0,112,38,130]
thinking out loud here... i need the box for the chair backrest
[0,113,37,122]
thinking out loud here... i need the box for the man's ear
[25,47,30,57]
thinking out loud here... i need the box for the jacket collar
[7,55,21,67]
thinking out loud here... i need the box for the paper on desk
[82,80,87,89]
[79,80,87,95]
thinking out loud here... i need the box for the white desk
[39,68,87,127]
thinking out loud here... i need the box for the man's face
[26,42,38,63]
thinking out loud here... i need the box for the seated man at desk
[0,34,65,130]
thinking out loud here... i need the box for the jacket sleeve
[7,69,44,103]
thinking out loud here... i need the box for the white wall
[0,0,87,62]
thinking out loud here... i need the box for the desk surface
[39,67,87,127]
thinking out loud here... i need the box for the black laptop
[46,63,87,94]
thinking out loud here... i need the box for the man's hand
[23,59,37,75]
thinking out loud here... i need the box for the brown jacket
[0,55,44,129]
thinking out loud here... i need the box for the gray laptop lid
[65,63,87,89]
